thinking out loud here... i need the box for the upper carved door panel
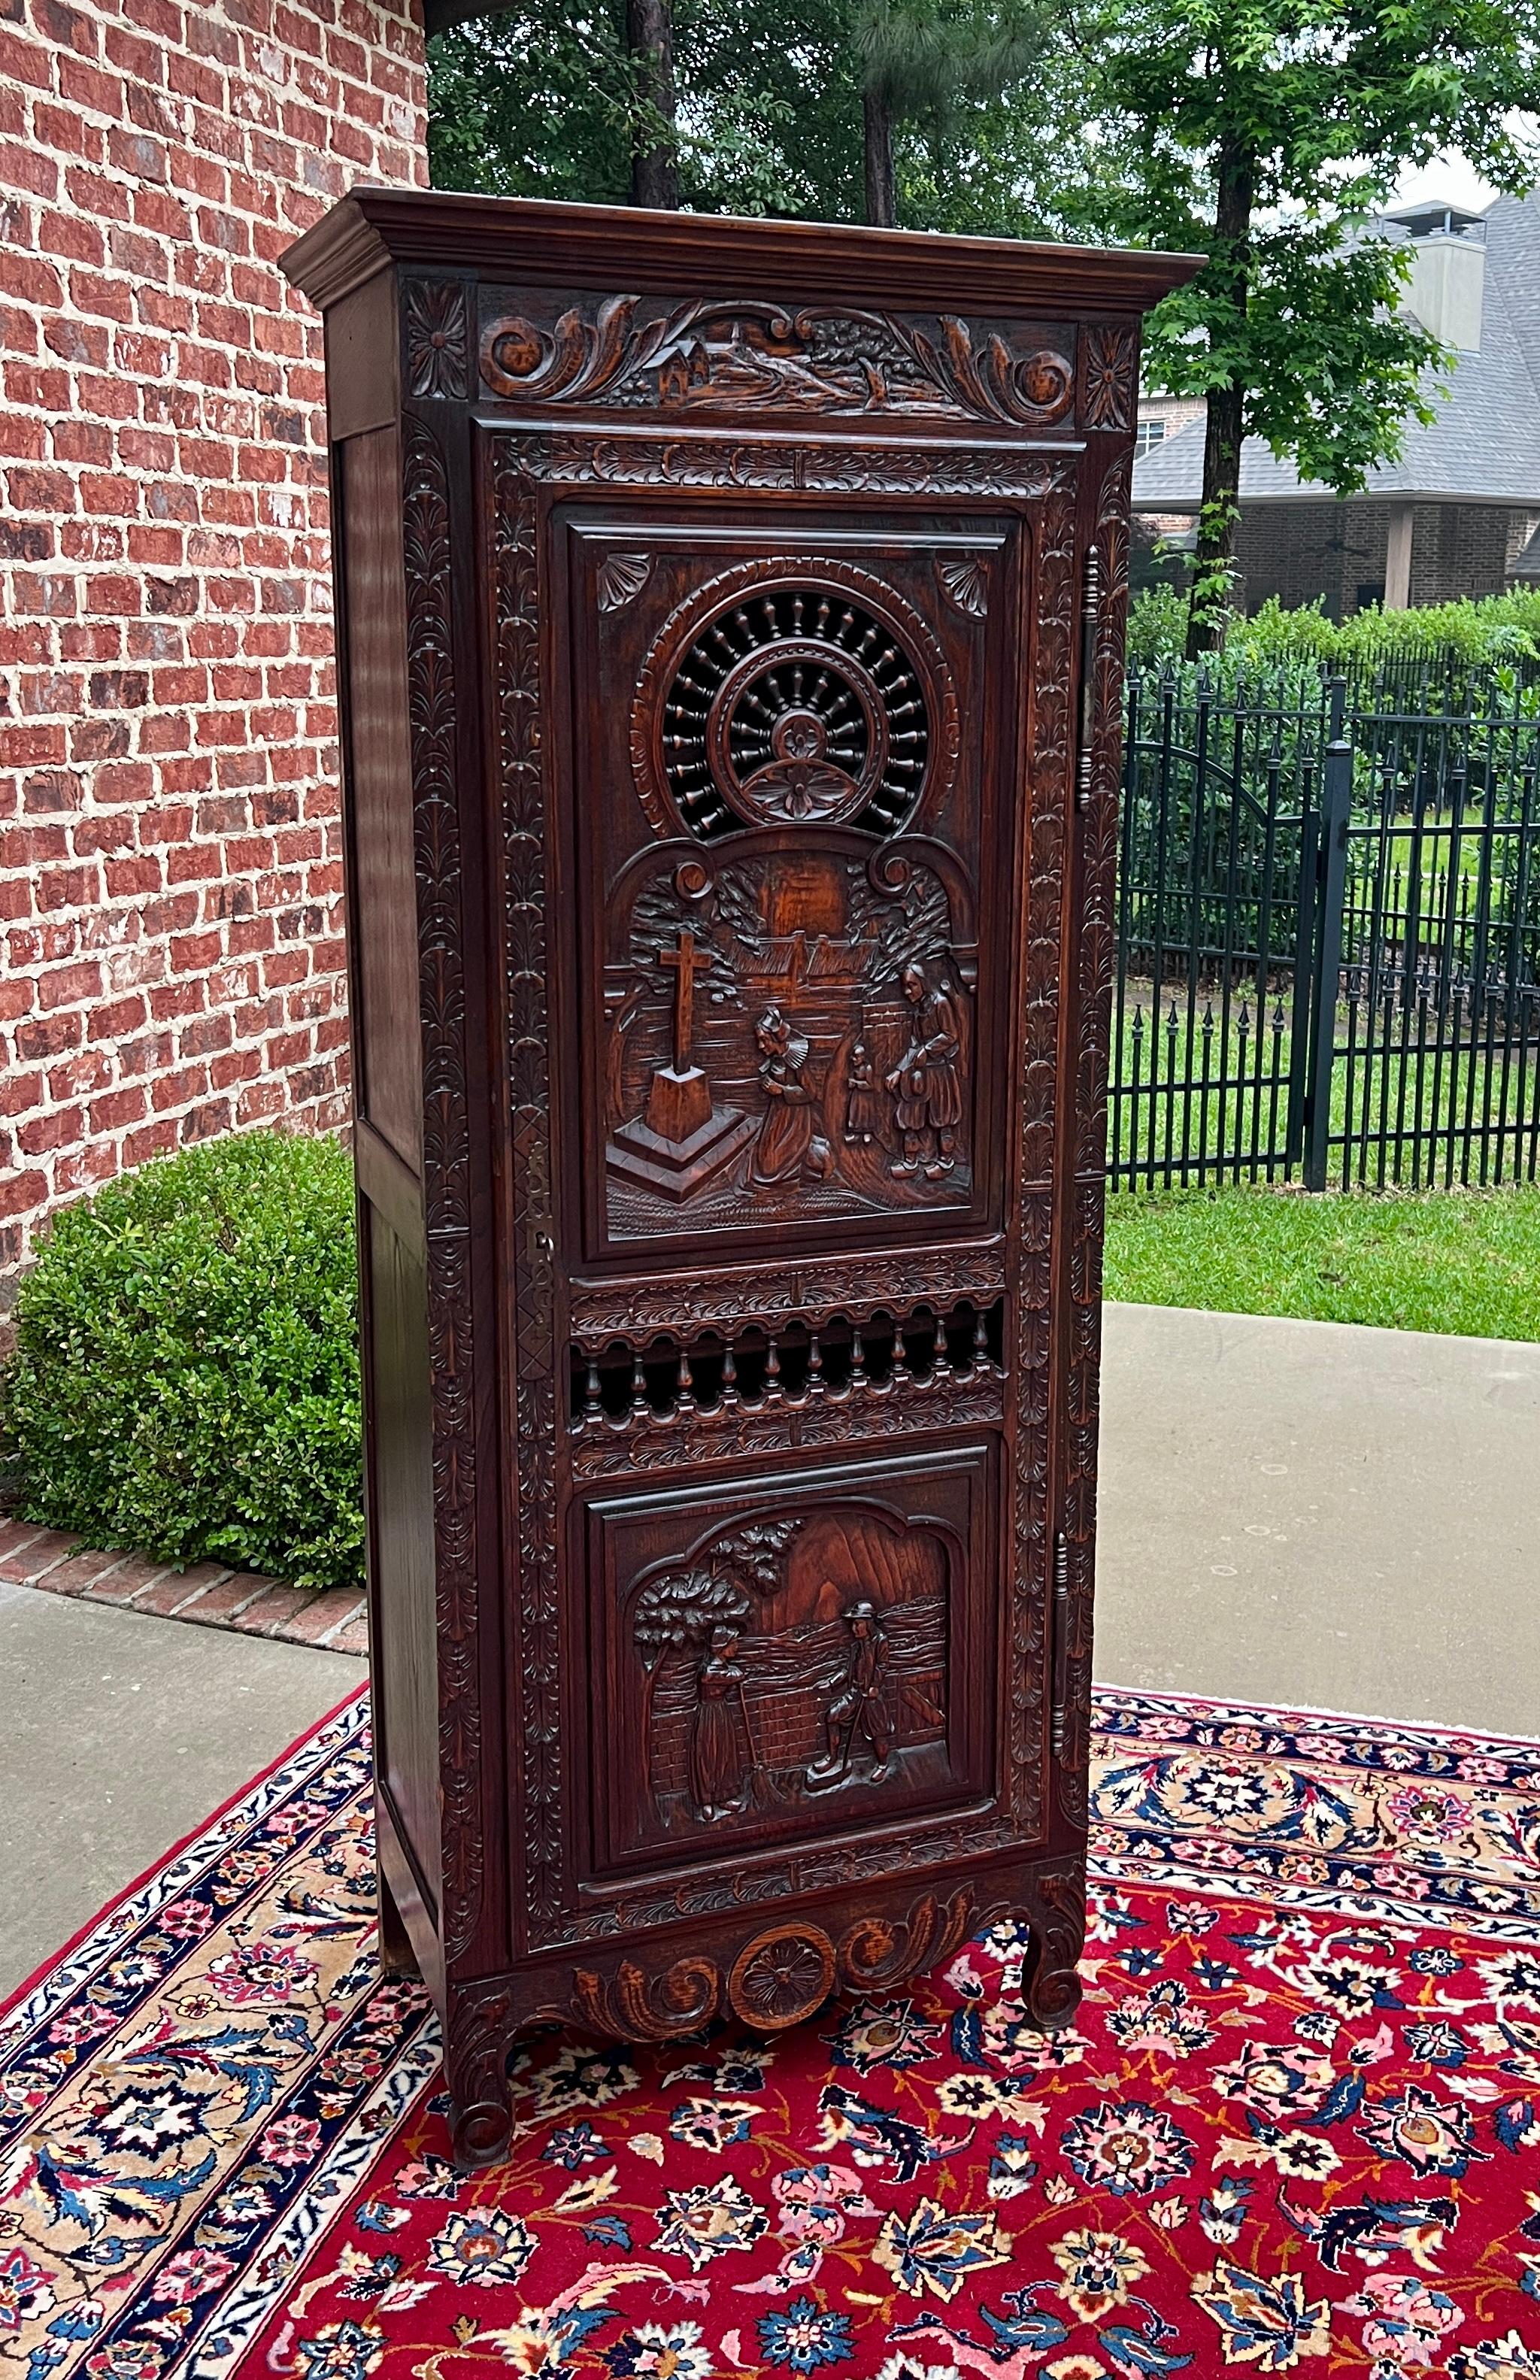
[562,510,1019,1263]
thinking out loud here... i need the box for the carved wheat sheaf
[401,417,481,1963]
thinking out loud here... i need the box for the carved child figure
[886,963,964,1179]
[752,1005,834,1184]
[808,1599,894,1787]
[843,1037,881,1145]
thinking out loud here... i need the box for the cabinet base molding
[439,1858,1082,2169]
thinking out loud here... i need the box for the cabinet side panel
[367,1204,443,1922]
[342,426,423,1171]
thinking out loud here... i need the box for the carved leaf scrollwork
[402,419,481,1966]
[482,295,1074,428]
[838,1887,975,1992]
[935,556,989,618]
[574,1956,721,2040]
[597,551,653,613]
[1056,451,1131,1831]
[493,448,563,1946]
[1008,473,1078,1853]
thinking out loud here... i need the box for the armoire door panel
[557,506,1019,1266]
[579,1447,1001,1884]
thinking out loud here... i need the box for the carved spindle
[889,1314,911,1390]
[676,1342,696,1418]
[720,1341,740,1406]
[806,1328,825,1398]
[849,1326,868,1393]
[583,1348,604,1426]
[972,1304,990,1375]
[764,1332,783,1403]
[630,1351,650,1426]
[930,1305,953,1381]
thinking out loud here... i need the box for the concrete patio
[3,1299,1536,1998]
[1097,1302,1540,1737]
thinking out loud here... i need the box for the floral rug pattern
[3,1690,1539,2378]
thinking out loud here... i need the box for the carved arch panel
[583,1449,996,1880]
[559,508,1014,1260]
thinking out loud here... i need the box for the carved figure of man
[885,963,964,1180]
[690,1624,754,1820]
[752,1005,833,1184]
[808,1600,893,1787]
[843,1037,881,1145]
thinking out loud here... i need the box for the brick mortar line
[5,1524,362,1653]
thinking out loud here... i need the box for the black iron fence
[1110,663,1540,1191]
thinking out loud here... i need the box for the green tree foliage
[1075,0,1540,653]
[427,0,867,220]
[424,0,1113,233]
[1,1132,364,1594]
[855,0,1047,225]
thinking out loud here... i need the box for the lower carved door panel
[581,1447,1000,1882]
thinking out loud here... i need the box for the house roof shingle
[1132,194,1540,511]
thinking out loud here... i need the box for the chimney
[1384,201,1487,353]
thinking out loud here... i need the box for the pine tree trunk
[627,0,678,211]
[1187,136,1256,658]
[863,84,896,228]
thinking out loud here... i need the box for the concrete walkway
[1097,1302,1540,1738]
[0,1581,364,2000]
[5,1299,1536,2000]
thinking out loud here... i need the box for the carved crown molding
[280,190,1202,321]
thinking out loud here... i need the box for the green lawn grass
[1105,1181,1540,1340]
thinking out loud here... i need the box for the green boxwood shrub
[1,1129,365,1593]
[1128,587,1540,677]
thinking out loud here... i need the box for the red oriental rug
[4,1689,1540,2380]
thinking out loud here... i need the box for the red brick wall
[0,0,427,1281]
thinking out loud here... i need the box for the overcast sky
[1390,115,1540,214]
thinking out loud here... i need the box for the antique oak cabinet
[283,192,1198,2166]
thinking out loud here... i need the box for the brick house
[0,0,430,1290]
[1132,195,1540,618]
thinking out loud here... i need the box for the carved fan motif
[659,583,930,839]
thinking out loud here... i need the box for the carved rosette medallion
[632,556,957,845]
[729,1924,837,2028]
[405,280,471,402]
[1079,323,1138,432]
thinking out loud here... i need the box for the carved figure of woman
[752,1005,832,1184]
[690,1624,755,1820]
[886,964,964,1179]
[807,1601,894,1787]
[843,1037,881,1145]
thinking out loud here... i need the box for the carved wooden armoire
[283,192,1198,2167]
